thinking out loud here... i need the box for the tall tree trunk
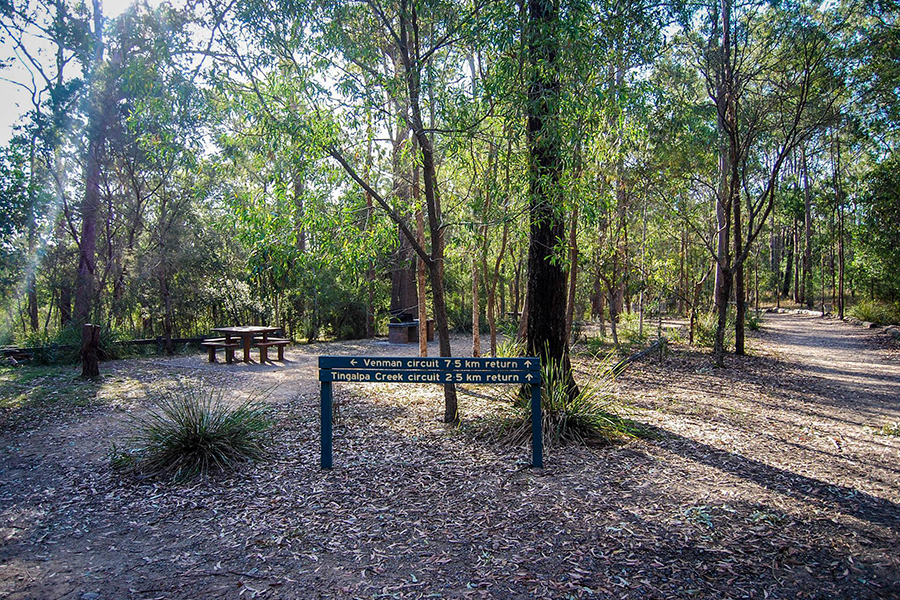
[417,210,428,356]
[565,204,579,341]
[638,205,646,338]
[793,220,800,304]
[837,180,845,319]
[485,221,508,357]
[526,0,574,391]
[782,226,793,299]
[26,134,39,332]
[734,175,745,356]
[400,18,458,422]
[678,227,686,315]
[801,145,813,308]
[390,128,417,319]
[74,0,110,324]
[364,127,376,339]
[713,0,736,368]
[472,255,480,356]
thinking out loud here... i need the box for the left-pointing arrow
[350,359,357,366]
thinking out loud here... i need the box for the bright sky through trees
[0,0,172,144]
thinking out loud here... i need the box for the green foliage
[617,312,650,346]
[18,325,126,365]
[745,310,762,332]
[695,311,735,349]
[579,335,609,356]
[855,154,900,302]
[874,421,900,437]
[495,336,525,358]
[496,354,644,448]
[848,300,900,326]
[111,382,272,482]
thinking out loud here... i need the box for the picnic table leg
[243,335,251,363]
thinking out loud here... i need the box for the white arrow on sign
[525,360,533,368]
[350,359,357,366]
[525,373,533,381]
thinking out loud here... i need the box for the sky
[0,0,163,145]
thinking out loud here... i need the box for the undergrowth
[695,310,736,349]
[849,300,900,326]
[491,353,647,448]
[18,325,127,365]
[874,421,900,437]
[111,381,273,482]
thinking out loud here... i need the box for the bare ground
[0,313,898,599]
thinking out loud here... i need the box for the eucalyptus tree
[0,0,93,330]
[205,0,501,422]
[693,0,842,364]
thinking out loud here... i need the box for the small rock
[80,593,99,600]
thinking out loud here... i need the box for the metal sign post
[318,356,542,469]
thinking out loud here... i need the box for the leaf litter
[0,315,898,599]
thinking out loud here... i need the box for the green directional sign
[320,369,540,384]
[317,355,543,470]
[318,356,539,371]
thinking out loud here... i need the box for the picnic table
[210,326,283,363]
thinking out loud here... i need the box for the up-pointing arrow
[525,360,532,368]
[350,359,357,366]
[525,372,533,381]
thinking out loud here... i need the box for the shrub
[495,353,644,448]
[617,312,649,346]
[695,310,735,349]
[875,421,900,437]
[745,310,762,331]
[111,382,272,482]
[496,336,525,358]
[20,325,127,365]
[849,300,900,326]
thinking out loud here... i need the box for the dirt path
[1,316,898,599]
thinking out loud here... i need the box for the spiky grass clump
[496,336,525,358]
[111,383,272,482]
[745,310,763,331]
[875,421,900,437]
[849,300,900,326]
[496,353,645,448]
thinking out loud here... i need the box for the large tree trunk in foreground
[525,0,575,392]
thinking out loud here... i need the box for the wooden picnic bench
[211,326,281,363]
[252,337,290,362]
[200,338,240,364]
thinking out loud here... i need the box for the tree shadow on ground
[646,423,900,531]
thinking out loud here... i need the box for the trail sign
[317,355,543,470]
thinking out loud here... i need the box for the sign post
[318,356,542,469]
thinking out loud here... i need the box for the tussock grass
[111,382,273,482]
[493,353,646,448]
[849,300,900,326]
[874,421,900,437]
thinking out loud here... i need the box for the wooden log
[81,323,101,378]
[612,339,664,375]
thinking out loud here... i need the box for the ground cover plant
[849,300,900,326]
[110,381,273,482]
[0,315,898,599]
[491,353,645,449]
